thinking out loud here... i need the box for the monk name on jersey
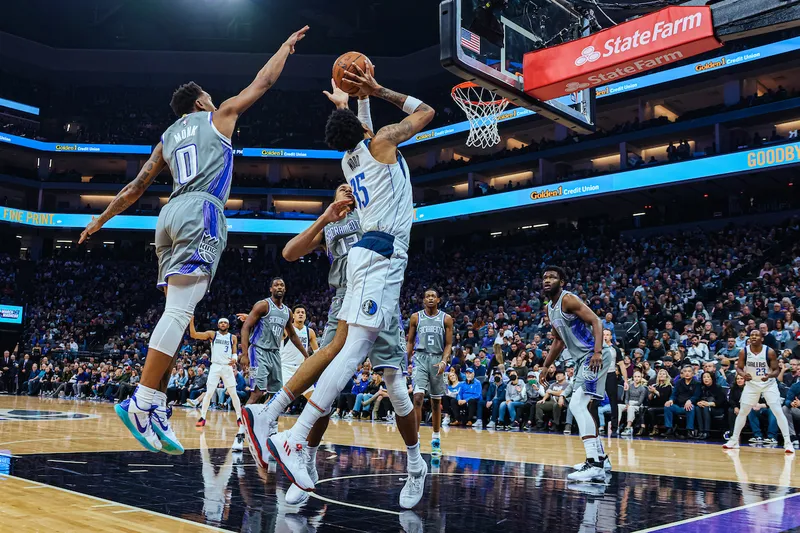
[171,125,198,145]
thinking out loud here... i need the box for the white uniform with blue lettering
[281,325,312,394]
[740,344,780,405]
[207,331,237,390]
[338,139,413,330]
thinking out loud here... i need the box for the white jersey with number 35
[341,139,413,252]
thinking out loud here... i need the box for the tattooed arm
[79,143,166,243]
[341,65,434,164]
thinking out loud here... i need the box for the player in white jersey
[723,329,794,454]
[189,316,247,451]
[281,305,319,398]
[266,66,434,510]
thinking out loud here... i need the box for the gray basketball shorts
[413,353,446,397]
[573,348,615,399]
[249,345,282,394]
[322,289,406,370]
[155,192,228,290]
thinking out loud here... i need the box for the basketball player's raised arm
[284,318,309,359]
[188,317,215,341]
[563,294,604,371]
[79,143,166,243]
[282,196,351,261]
[213,26,309,136]
[240,301,268,369]
[406,313,419,366]
[342,65,435,152]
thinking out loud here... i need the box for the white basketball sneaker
[267,430,315,491]
[573,456,612,471]
[785,442,796,455]
[285,450,320,505]
[399,461,428,509]
[242,405,271,469]
[722,439,740,450]
[567,462,606,482]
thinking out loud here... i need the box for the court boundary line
[0,474,225,532]
[633,492,800,533]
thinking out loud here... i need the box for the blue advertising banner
[2,37,798,157]
[0,304,23,325]
[0,97,39,116]
[4,142,799,233]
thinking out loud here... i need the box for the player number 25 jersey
[341,139,413,252]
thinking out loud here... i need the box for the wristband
[357,97,374,132]
[402,96,423,115]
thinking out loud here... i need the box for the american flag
[461,28,481,54]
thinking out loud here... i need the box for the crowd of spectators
[2,216,800,445]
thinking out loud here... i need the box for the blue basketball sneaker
[152,404,184,455]
[431,438,441,456]
[115,397,162,453]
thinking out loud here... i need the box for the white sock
[583,437,599,463]
[432,432,441,440]
[407,442,423,472]
[133,385,156,409]
[308,445,318,463]
[154,390,167,407]
[266,387,294,421]
[596,436,605,458]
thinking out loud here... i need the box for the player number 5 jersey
[341,139,413,253]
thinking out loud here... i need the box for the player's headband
[218,318,229,325]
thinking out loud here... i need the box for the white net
[451,83,509,149]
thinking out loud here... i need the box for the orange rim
[451,81,508,107]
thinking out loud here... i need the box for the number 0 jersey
[161,111,234,205]
[341,139,413,253]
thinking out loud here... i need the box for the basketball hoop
[451,81,509,149]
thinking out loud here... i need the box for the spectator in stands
[498,370,526,430]
[484,371,506,429]
[663,365,701,438]
[519,371,545,431]
[350,370,373,419]
[621,370,648,436]
[535,368,569,431]
[784,377,800,447]
[747,394,779,445]
[771,320,791,349]
[695,371,727,440]
[442,369,461,426]
[644,368,673,436]
[22,363,41,396]
[688,335,711,363]
[453,367,481,427]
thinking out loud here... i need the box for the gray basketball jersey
[414,310,446,358]
[161,111,233,205]
[548,290,594,363]
[323,211,363,290]
[250,299,291,350]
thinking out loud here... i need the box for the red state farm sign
[523,6,721,101]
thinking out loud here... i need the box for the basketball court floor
[0,395,798,532]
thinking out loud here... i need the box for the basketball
[332,51,373,95]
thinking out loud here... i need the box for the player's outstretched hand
[342,63,381,97]
[323,78,349,109]
[323,199,352,224]
[78,216,103,244]
[284,25,309,54]
[236,313,248,322]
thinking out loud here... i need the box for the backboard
[440,0,597,133]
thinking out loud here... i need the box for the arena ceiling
[0,0,661,56]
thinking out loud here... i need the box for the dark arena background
[2,1,800,532]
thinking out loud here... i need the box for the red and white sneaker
[785,442,795,455]
[722,439,740,450]
[242,405,271,470]
[267,429,315,491]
